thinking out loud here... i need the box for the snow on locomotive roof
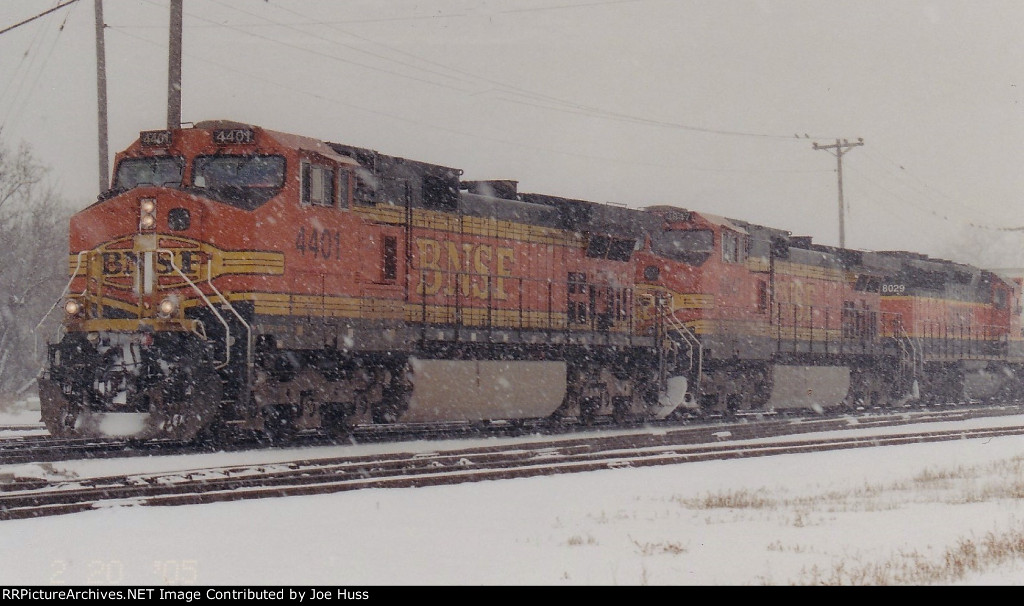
[190,120,359,167]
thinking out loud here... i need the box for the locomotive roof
[266,131,360,167]
[693,212,749,235]
[192,120,360,166]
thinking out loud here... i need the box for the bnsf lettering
[881,284,905,294]
[416,237,513,300]
[100,251,199,276]
[102,251,135,275]
[295,227,341,260]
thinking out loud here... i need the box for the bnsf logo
[100,250,201,277]
[90,235,205,288]
[881,283,905,294]
[415,237,514,300]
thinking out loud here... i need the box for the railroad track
[0,403,1020,465]
[2,418,1023,521]
[0,424,44,433]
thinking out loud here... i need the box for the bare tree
[0,134,73,398]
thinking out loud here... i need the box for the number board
[212,128,256,145]
[140,130,172,147]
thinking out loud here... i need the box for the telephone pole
[813,138,863,248]
[94,0,108,192]
[167,0,182,129]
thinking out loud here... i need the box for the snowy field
[2,399,1024,586]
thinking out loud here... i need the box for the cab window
[649,229,714,265]
[114,156,184,189]
[191,154,286,210]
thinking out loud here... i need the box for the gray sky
[0,0,1021,265]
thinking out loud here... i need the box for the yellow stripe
[882,295,992,309]
[772,260,848,281]
[353,205,583,247]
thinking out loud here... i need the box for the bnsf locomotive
[38,120,1024,441]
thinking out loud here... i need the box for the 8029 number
[295,226,341,260]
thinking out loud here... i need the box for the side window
[568,272,587,294]
[567,272,588,324]
[722,231,735,263]
[995,287,1008,310]
[337,170,350,208]
[301,162,335,207]
[353,168,376,206]
[722,231,745,264]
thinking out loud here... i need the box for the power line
[0,0,80,37]
[163,0,823,142]
[0,3,74,131]
[843,156,1024,235]
[106,25,825,181]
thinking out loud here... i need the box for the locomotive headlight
[139,197,157,231]
[157,296,179,318]
[64,298,82,316]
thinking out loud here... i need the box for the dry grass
[566,534,598,547]
[630,536,688,556]
[794,529,1024,585]
[672,488,776,510]
[673,454,1024,584]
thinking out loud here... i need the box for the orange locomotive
[39,121,667,440]
[633,209,1024,413]
[38,120,1024,441]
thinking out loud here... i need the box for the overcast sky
[0,0,1021,265]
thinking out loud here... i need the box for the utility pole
[94,0,108,193]
[813,138,863,248]
[167,0,183,129]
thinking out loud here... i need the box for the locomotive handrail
[891,318,921,381]
[659,297,703,394]
[33,250,89,356]
[205,258,254,371]
[155,249,232,369]
[911,318,1007,360]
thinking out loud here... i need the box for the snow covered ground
[2,399,1024,586]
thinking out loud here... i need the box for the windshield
[650,229,714,265]
[193,155,285,188]
[192,154,286,210]
[113,156,184,189]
